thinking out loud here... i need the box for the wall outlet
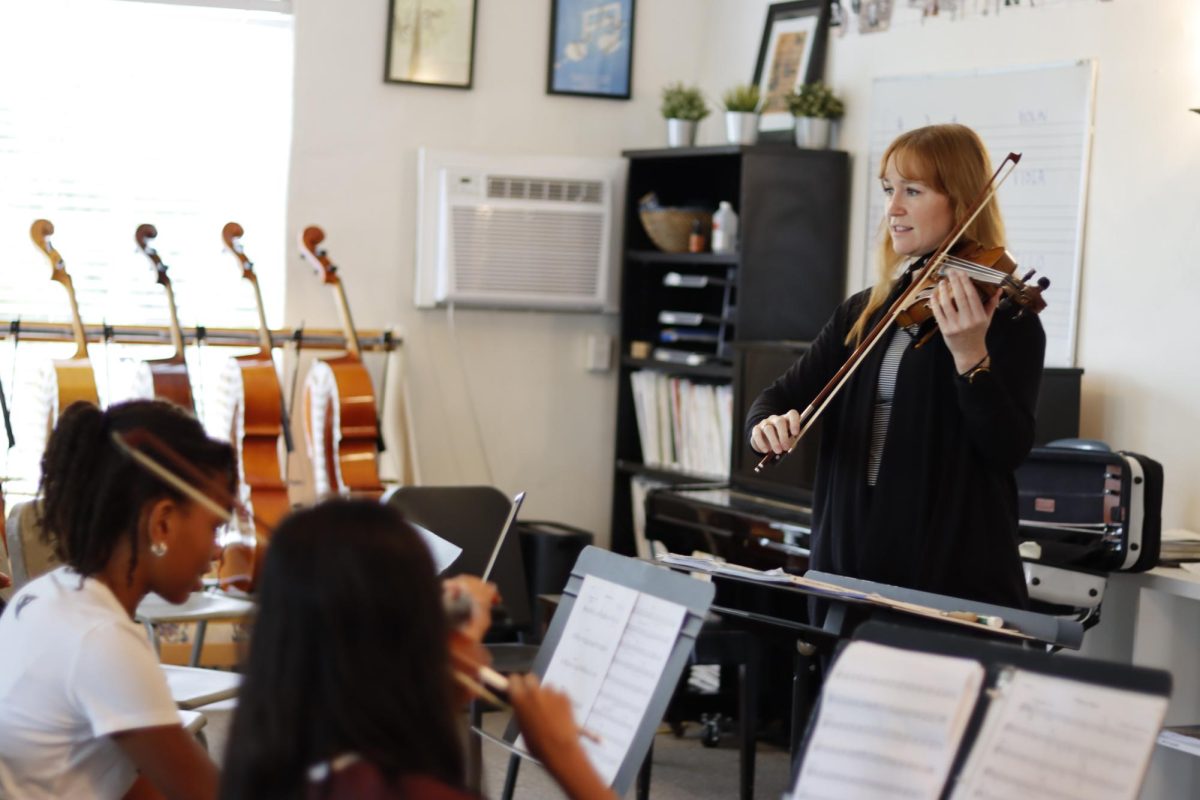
[585,333,613,373]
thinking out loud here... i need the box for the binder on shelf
[491,546,715,796]
[659,328,720,344]
[663,272,730,288]
[658,310,729,326]
[651,347,711,366]
[788,621,1172,800]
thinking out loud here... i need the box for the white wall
[698,0,1200,535]
[285,0,1200,542]
[284,0,710,544]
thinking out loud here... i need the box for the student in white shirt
[0,399,235,800]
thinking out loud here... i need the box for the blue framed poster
[547,0,635,99]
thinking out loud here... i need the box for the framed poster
[547,0,635,99]
[385,0,479,89]
[752,0,831,134]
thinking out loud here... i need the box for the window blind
[0,0,294,498]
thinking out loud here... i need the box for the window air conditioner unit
[415,148,624,311]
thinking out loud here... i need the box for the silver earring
[150,541,168,558]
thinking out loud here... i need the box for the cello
[30,220,101,422]
[134,224,195,413]
[215,222,291,591]
[298,226,384,499]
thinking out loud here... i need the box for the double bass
[216,222,291,591]
[30,220,100,422]
[134,224,195,413]
[298,226,384,499]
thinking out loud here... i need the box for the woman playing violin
[747,123,1045,609]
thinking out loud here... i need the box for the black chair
[384,485,539,789]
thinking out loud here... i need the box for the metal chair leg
[500,752,521,800]
[189,620,208,667]
[637,740,653,799]
[467,700,483,793]
[739,657,758,800]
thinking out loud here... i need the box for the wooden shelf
[626,250,739,266]
[621,143,808,160]
[620,355,732,379]
[615,459,727,484]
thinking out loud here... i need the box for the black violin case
[1015,442,1163,573]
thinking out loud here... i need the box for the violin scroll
[135,224,170,286]
[31,219,67,284]
[299,226,338,284]
[222,222,256,281]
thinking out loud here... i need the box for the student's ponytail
[37,400,235,582]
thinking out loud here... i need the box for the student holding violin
[220,500,616,800]
[0,399,234,799]
[748,123,1045,610]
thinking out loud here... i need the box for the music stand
[485,546,714,798]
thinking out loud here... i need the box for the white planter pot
[724,111,759,145]
[666,118,698,148]
[794,116,833,149]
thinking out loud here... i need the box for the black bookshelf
[610,144,850,555]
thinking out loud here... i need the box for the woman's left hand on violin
[929,268,1001,374]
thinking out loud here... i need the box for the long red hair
[846,123,1005,346]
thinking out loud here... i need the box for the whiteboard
[862,60,1096,368]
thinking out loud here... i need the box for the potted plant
[786,82,845,149]
[721,84,762,145]
[660,82,709,148]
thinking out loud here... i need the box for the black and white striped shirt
[867,323,918,486]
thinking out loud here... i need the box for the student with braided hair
[0,399,235,800]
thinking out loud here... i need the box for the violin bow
[756,153,1022,472]
[111,428,274,535]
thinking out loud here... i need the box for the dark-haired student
[220,500,616,800]
[0,400,235,800]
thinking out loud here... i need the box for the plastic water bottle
[711,201,738,254]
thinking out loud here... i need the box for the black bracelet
[958,353,991,383]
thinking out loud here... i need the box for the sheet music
[538,576,638,723]
[526,575,687,786]
[409,521,462,574]
[579,591,686,784]
[950,669,1168,800]
[790,641,984,800]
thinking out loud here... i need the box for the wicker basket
[638,205,712,253]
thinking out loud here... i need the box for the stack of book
[629,370,731,478]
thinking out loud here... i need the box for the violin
[134,225,196,413]
[30,220,101,426]
[216,223,292,592]
[757,153,1044,472]
[895,238,1049,333]
[298,226,384,499]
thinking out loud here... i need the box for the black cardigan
[745,272,1045,608]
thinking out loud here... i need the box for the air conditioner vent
[486,175,603,204]
[416,149,624,311]
[451,207,602,296]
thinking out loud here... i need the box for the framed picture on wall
[752,0,831,135]
[385,0,479,89]
[547,0,636,99]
